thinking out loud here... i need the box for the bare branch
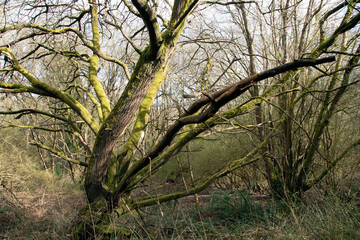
[0,24,131,79]
[0,108,70,124]
[201,0,255,6]
[3,123,73,133]
[37,42,90,62]
[30,141,88,167]
[103,19,142,54]
[123,0,141,17]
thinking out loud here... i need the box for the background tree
[201,0,360,198]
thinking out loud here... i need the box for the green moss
[128,69,166,152]
[88,55,111,120]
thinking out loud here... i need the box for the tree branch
[3,123,73,134]
[0,108,70,124]
[117,56,336,193]
[0,47,101,133]
[0,23,131,80]
[201,0,255,6]
[127,119,280,208]
[307,138,360,189]
[131,0,162,57]
[171,0,199,31]
[123,0,141,17]
[0,81,53,97]
[103,19,142,54]
[30,141,88,167]
[37,43,90,62]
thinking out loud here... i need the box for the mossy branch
[30,141,88,167]
[0,47,101,133]
[92,50,131,80]
[319,1,349,43]
[0,81,53,96]
[75,86,104,122]
[87,1,111,120]
[123,0,141,17]
[88,55,111,120]
[171,0,199,31]
[131,0,162,57]
[312,10,360,58]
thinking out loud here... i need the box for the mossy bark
[71,198,133,239]
[85,49,168,203]
[88,1,111,121]
[105,68,167,189]
[85,0,193,204]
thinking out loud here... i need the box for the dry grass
[0,128,85,239]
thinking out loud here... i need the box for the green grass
[121,189,360,239]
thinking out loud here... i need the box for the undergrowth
[0,128,85,239]
[125,189,360,240]
[1,128,359,239]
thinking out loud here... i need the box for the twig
[1,182,24,207]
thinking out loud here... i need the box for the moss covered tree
[0,0,359,237]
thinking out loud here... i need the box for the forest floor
[1,177,359,239]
